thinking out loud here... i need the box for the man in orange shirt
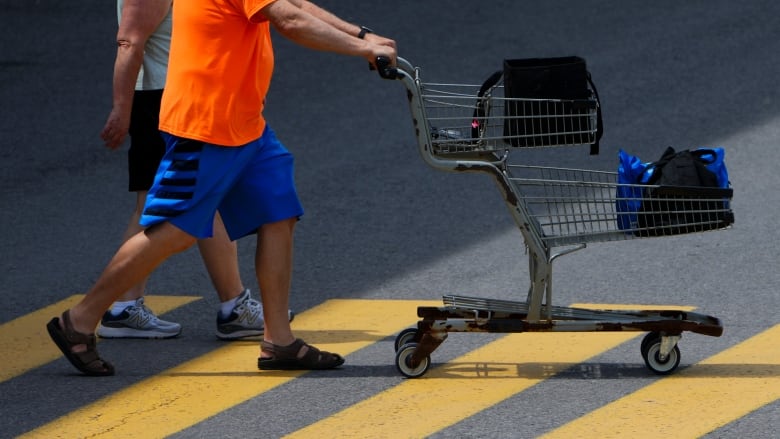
[99,0,293,342]
[47,0,397,375]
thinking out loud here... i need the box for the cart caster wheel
[640,331,661,358]
[394,328,418,352]
[642,336,681,375]
[395,343,430,378]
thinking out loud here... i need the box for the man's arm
[100,0,171,149]
[261,0,396,67]
[294,0,396,50]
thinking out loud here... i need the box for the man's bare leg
[255,218,296,348]
[254,218,343,369]
[67,222,197,336]
[115,191,151,301]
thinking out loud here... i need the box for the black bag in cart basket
[503,56,603,153]
[636,147,734,237]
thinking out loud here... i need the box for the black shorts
[128,89,165,192]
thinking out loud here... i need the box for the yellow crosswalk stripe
[285,304,694,439]
[540,323,780,439]
[19,299,439,439]
[0,295,199,383]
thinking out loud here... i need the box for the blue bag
[693,148,729,189]
[616,149,649,230]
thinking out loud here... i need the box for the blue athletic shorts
[139,126,304,240]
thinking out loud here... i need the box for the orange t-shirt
[160,0,276,146]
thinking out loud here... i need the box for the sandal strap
[260,338,305,358]
[77,349,103,367]
[57,310,114,375]
[297,343,332,364]
[61,310,97,348]
[260,338,343,368]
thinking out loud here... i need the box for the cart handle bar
[373,56,406,80]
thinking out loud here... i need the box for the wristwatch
[357,26,373,39]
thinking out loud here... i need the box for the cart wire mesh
[508,165,735,248]
[420,82,599,154]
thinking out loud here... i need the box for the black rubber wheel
[640,331,661,358]
[395,343,430,378]
[642,338,681,375]
[394,328,418,352]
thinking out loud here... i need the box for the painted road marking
[0,295,199,383]
[540,323,780,438]
[285,304,695,439]
[20,299,439,439]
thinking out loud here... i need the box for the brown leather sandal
[46,310,115,376]
[258,338,344,370]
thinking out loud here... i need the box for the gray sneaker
[216,289,294,340]
[97,297,182,339]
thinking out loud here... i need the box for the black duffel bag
[636,147,734,236]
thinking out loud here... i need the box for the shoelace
[131,298,163,325]
[233,298,263,324]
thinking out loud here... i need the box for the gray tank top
[117,0,171,90]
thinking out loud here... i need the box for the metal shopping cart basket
[377,58,734,378]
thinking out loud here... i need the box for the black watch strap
[357,26,373,39]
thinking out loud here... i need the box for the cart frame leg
[659,334,681,361]
[408,320,447,368]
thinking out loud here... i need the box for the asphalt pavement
[1,1,778,437]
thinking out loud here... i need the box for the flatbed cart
[375,58,734,378]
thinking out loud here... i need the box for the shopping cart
[376,58,734,378]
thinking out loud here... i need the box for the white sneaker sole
[97,324,182,339]
[215,328,264,340]
[215,311,295,341]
